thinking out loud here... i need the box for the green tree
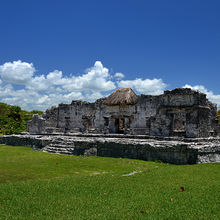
[0,103,43,135]
[217,109,220,124]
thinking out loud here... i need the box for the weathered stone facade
[28,88,220,138]
[1,134,220,164]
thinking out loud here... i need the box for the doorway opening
[172,112,186,136]
[115,118,125,134]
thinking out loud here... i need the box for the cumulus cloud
[24,61,116,94]
[85,91,103,101]
[118,78,167,95]
[63,92,83,100]
[0,82,83,111]
[63,61,116,92]
[0,84,40,109]
[0,60,35,84]
[114,72,124,79]
[183,84,220,108]
[0,60,116,110]
[3,60,218,112]
[0,60,170,110]
[26,70,67,91]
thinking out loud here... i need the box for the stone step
[48,144,74,148]
[66,142,74,145]
[43,150,73,155]
[51,141,74,145]
[51,142,66,145]
[46,147,75,152]
[44,146,74,152]
[49,142,74,146]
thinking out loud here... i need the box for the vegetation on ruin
[0,103,42,135]
[217,109,220,124]
[0,145,219,219]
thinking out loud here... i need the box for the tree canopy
[0,103,43,135]
[217,109,220,124]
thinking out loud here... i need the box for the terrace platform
[0,133,220,164]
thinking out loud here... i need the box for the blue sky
[0,0,220,110]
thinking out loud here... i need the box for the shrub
[0,103,43,135]
[217,110,220,124]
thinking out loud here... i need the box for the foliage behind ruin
[218,109,220,124]
[0,103,42,135]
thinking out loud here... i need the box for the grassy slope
[0,145,219,220]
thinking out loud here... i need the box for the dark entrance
[115,118,125,134]
[82,118,92,132]
[82,115,94,132]
[171,112,186,137]
[64,116,70,133]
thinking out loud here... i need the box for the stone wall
[27,88,220,138]
[0,134,220,164]
[148,88,219,137]
[27,114,46,134]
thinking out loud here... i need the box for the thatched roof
[103,88,137,106]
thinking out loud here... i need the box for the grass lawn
[0,145,220,219]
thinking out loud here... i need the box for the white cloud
[183,84,220,108]
[85,91,103,101]
[37,95,49,104]
[0,84,41,110]
[25,61,116,93]
[118,78,167,95]
[0,85,82,111]
[4,60,218,112]
[0,60,35,84]
[63,92,83,100]
[46,70,68,85]
[0,61,116,110]
[114,72,124,79]
[63,61,116,92]
[27,75,48,91]
[0,84,14,98]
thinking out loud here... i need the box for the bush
[217,110,220,124]
[0,103,43,135]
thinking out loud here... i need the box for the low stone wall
[0,134,219,165]
[0,135,50,149]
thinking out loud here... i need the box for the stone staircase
[42,138,75,155]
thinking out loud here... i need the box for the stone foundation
[0,134,219,165]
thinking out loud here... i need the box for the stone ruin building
[28,88,220,138]
[1,87,219,165]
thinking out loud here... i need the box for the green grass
[0,145,220,220]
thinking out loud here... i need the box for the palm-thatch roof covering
[103,88,137,106]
